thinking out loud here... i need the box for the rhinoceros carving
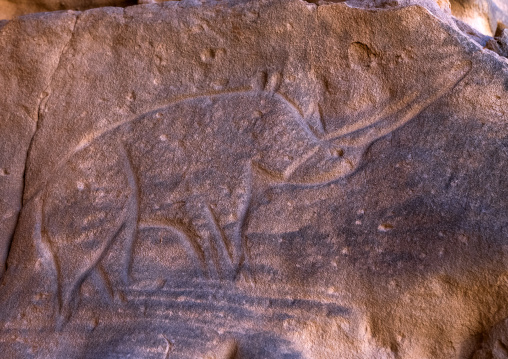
[2,62,470,328]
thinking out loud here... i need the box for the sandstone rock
[0,0,507,358]
[0,0,138,20]
[486,28,508,57]
[473,317,508,359]
[0,11,77,278]
[450,0,508,35]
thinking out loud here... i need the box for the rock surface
[450,0,508,36]
[0,0,508,358]
[472,317,508,359]
[0,0,138,19]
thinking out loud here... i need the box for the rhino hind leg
[55,222,126,330]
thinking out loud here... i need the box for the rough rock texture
[0,0,508,358]
[450,0,508,36]
[486,27,508,57]
[2,0,508,37]
[472,317,508,359]
[0,11,77,278]
[0,0,138,19]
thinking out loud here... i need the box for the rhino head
[268,60,472,187]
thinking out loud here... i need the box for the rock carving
[2,1,506,357]
[21,62,470,327]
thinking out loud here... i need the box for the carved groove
[120,142,140,285]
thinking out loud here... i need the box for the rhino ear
[283,60,472,186]
[253,71,282,93]
[305,102,327,138]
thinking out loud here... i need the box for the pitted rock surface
[0,0,508,358]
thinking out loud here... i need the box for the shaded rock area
[0,0,508,358]
[0,0,138,19]
[472,317,508,359]
[486,26,508,57]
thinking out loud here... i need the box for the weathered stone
[472,318,508,359]
[0,0,507,358]
[0,11,77,278]
[450,0,508,35]
[0,0,137,19]
[486,28,508,57]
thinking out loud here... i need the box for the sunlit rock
[0,0,507,358]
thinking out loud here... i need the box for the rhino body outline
[5,63,471,328]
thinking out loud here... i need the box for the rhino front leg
[232,163,256,284]
[118,142,140,287]
[208,162,258,284]
[137,217,210,279]
[204,204,236,281]
[189,163,256,283]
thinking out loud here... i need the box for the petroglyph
[2,0,508,358]
[22,56,470,327]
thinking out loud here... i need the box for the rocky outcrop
[0,0,507,358]
[450,0,508,36]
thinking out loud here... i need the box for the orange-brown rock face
[0,0,507,358]
[450,0,508,35]
[0,0,138,19]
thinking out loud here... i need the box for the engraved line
[265,72,282,93]
[322,91,420,142]
[60,221,126,327]
[39,194,62,320]
[339,68,469,149]
[317,102,326,133]
[279,62,473,187]
[138,219,208,278]
[203,207,224,281]
[274,92,321,143]
[162,335,172,359]
[236,163,255,283]
[25,86,252,203]
[120,142,140,285]
[2,15,78,274]
[18,17,80,290]
[324,61,472,145]
[281,168,349,188]
[74,86,254,154]
[205,204,235,270]
[282,145,320,180]
[276,91,304,118]
[251,161,285,183]
[91,264,115,303]
[27,85,322,205]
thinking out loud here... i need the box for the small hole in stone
[378,223,394,232]
[330,148,344,157]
